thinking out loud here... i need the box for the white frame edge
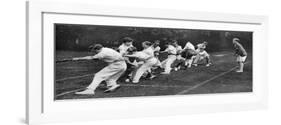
[26,1,268,124]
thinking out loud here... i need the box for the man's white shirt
[197,43,206,49]
[142,47,155,57]
[118,44,133,56]
[153,46,161,52]
[165,45,177,55]
[175,45,183,54]
[184,42,195,50]
[92,47,124,63]
[133,52,151,61]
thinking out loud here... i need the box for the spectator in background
[233,38,247,72]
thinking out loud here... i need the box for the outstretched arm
[72,56,98,61]
[159,51,167,53]
[160,49,169,53]
[124,54,138,58]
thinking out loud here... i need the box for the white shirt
[133,52,150,61]
[93,47,124,63]
[197,43,206,49]
[184,42,195,50]
[175,45,183,54]
[196,49,208,56]
[142,47,155,57]
[153,46,161,52]
[118,44,133,56]
[165,45,177,55]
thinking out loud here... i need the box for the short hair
[88,44,103,51]
[154,40,160,44]
[143,41,152,46]
[203,41,208,45]
[171,40,178,44]
[153,40,160,47]
[233,38,240,42]
[127,47,137,53]
[122,37,134,43]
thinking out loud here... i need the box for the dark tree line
[55,24,252,52]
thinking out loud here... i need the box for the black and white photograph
[55,24,252,100]
[21,1,273,124]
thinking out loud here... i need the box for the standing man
[233,38,247,72]
[74,44,127,95]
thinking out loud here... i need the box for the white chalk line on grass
[123,84,192,88]
[56,88,85,97]
[56,84,192,97]
[176,62,248,95]
[56,62,248,97]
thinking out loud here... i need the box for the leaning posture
[152,40,162,67]
[160,41,177,74]
[173,40,185,71]
[118,37,134,56]
[73,44,127,95]
[193,41,211,67]
[182,41,197,68]
[125,41,158,83]
[118,37,135,82]
[233,38,247,72]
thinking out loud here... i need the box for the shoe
[104,84,121,93]
[132,81,139,84]
[125,79,130,82]
[75,89,95,95]
[174,68,178,71]
[193,64,198,67]
[149,75,156,80]
[206,63,211,67]
[161,72,170,75]
[236,70,243,73]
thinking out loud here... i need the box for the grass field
[55,51,252,100]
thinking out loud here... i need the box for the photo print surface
[55,24,252,100]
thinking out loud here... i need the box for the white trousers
[132,58,157,83]
[176,55,185,60]
[87,61,127,90]
[194,52,210,64]
[161,55,177,73]
[236,56,247,63]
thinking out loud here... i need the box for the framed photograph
[26,1,268,124]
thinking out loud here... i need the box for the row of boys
[72,37,246,95]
